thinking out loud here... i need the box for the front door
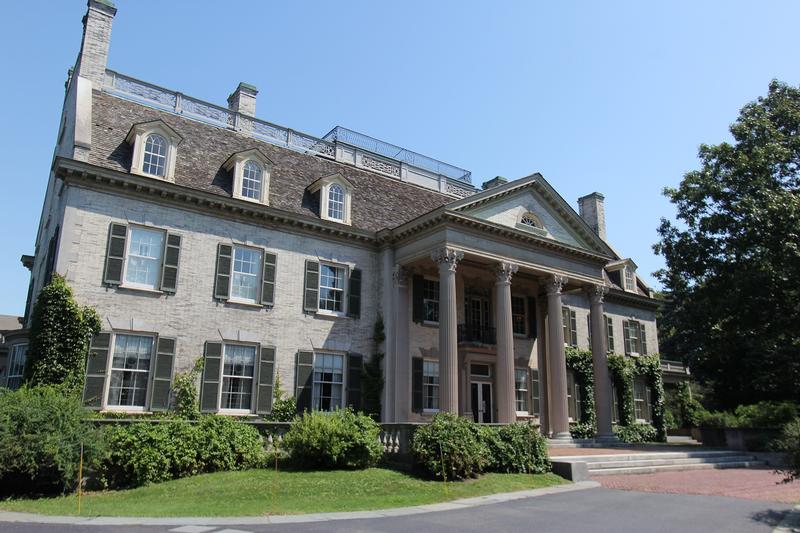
[471,381,493,423]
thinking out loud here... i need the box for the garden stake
[439,441,448,497]
[77,443,83,515]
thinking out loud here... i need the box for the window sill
[315,310,348,319]
[102,407,149,414]
[226,298,265,309]
[219,409,256,417]
[117,284,164,296]
[421,321,440,328]
[422,409,440,414]
[513,333,527,339]
[233,194,268,206]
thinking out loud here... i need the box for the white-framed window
[423,278,439,324]
[567,370,582,421]
[514,368,528,412]
[221,343,257,412]
[126,120,181,181]
[327,184,345,221]
[512,296,526,335]
[516,211,547,236]
[312,352,344,411]
[241,160,263,200]
[6,344,27,390]
[624,320,647,355]
[633,379,651,422]
[107,334,154,409]
[319,263,346,314]
[124,226,165,290]
[308,174,353,224]
[142,134,168,177]
[230,246,263,304]
[423,360,439,411]
[624,266,636,291]
[223,150,272,205]
[562,306,577,347]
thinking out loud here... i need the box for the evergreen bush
[614,423,658,443]
[480,422,550,474]
[411,412,489,480]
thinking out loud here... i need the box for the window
[514,368,528,412]
[319,263,346,313]
[624,320,648,355]
[567,370,582,421]
[312,352,344,411]
[241,160,263,200]
[624,267,635,291]
[612,385,619,423]
[423,279,440,323]
[512,296,526,335]
[221,344,256,411]
[520,213,540,228]
[562,307,577,347]
[423,360,439,411]
[231,246,262,303]
[107,334,153,408]
[634,379,650,421]
[6,344,27,390]
[124,227,165,289]
[517,211,547,235]
[606,315,615,353]
[142,134,168,177]
[328,184,345,221]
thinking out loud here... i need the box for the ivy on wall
[565,347,596,438]
[635,354,667,442]
[608,354,635,427]
[608,353,668,442]
[362,315,385,421]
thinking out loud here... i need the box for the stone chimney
[75,0,117,86]
[578,192,607,241]
[227,83,258,116]
[482,176,508,190]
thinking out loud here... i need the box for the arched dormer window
[126,120,182,181]
[328,184,345,221]
[516,211,547,236]
[223,149,273,205]
[306,173,353,225]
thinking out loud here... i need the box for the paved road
[0,487,791,533]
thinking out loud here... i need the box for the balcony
[458,324,496,345]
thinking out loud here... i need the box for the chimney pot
[482,176,508,190]
[227,82,258,116]
[75,0,117,86]
[578,192,607,241]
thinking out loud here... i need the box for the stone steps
[588,460,765,476]
[585,455,758,469]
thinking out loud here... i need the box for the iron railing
[458,324,497,345]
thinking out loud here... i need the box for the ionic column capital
[545,274,569,296]
[431,247,464,272]
[393,265,409,287]
[586,283,609,305]
[493,262,519,284]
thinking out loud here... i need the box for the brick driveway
[597,468,800,504]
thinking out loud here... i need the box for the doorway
[471,381,493,423]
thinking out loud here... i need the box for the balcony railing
[660,360,690,374]
[458,324,496,345]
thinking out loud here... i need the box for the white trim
[309,174,353,225]
[228,244,263,305]
[218,341,259,414]
[316,261,349,317]
[121,225,166,291]
[126,121,181,182]
[311,350,347,412]
[103,332,156,412]
[224,149,273,205]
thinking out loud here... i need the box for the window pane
[512,296,526,335]
[7,344,27,390]
[231,246,262,302]
[125,227,164,288]
[108,334,153,407]
[222,344,256,410]
[319,264,345,312]
[142,134,167,177]
[423,361,439,410]
[312,352,344,411]
[242,160,262,200]
[423,279,439,323]
[328,184,345,221]
[514,368,528,412]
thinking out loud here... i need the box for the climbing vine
[607,353,667,442]
[635,354,667,442]
[565,347,596,438]
[608,354,635,427]
[362,315,385,421]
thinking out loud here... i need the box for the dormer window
[307,173,353,225]
[126,120,182,181]
[624,266,635,291]
[223,149,273,205]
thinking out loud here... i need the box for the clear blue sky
[1,1,798,316]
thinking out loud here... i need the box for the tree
[25,275,101,393]
[654,80,800,409]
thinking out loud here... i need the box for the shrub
[411,413,489,480]
[697,410,739,429]
[172,358,203,419]
[734,401,798,429]
[481,423,550,474]
[674,381,705,428]
[0,386,106,495]
[268,374,298,422]
[614,423,658,443]
[195,416,268,472]
[282,408,383,470]
[570,421,596,439]
[772,418,800,483]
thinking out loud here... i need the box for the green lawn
[1,468,566,517]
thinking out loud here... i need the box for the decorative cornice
[431,247,464,272]
[493,262,518,284]
[545,274,569,296]
[586,284,609,305]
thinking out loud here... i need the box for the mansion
[2,0,685,440]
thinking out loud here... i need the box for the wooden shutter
[569,310,578,346]
[303,261,319,312]
[529,368,540,416]
[261,252,277,306]
[103,223,127,285]
[411,357,423,412]
[527,297,537,340]
[214,244,233,300]
[639,322,648,355]
[646,386,653,422]
[623,320,632,355]
[412,275,424,323]
[83,332,111,409]
[44,225,60,284]
[200,341,223,412]
[150,336,176,411]
[567,371,576,419]
[606,315,615,353]
[295,351,314,413]
[160,233,182,293]
[347,268,362,319]
[347,353,363,411]
[587,314,592,344]
[256,346,276,415]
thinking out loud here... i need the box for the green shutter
[160,233,181,293]
[412,357,423,412]
[639,322,648,355]
[256,346,276,415]
[200,341,223,412]
[567,371,576,420]
[214,244,233,300]
[347,353,363,411]
[295,351,314,412]
[529,368,540,416]
[412,275,424,323]
[347,268,362,319]
[570,310,578,346]
[103,223,127,285]
[261,252,277,306]
[606,315,615,353]
[83,332,111,409]
[150,336,176,412]
[303,261,319,312]
[527,297,537,340]
[623,320,632,355]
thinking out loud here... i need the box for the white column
[588,284,616,441]
[393,266,410,422]
[494,261,518,423]
[381,248,395,422]
[432,247,463,415]
[546,274,571,440]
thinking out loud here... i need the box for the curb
[774,504,800,533]
[0,480,600,526]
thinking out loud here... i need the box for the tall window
[634,380,650,421]
[125,227,164,289]
[107,334,153,408]
[624,267,635,291]
[221,344,256,411]
[6,344,27,390]
[319,264,346,313]
[142,134,168,177]
[231,246,262,303]
[313,352,344,411]
[514,368,528,412]
[423,360,439,411]
[328,184,345,221]
[567,370,582,421]
[562,307,577,347]
[241,160,263,200]
[511,296,526,335]
[606,315,615,353]
[624,320,647,355]
[423,279,439,323]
